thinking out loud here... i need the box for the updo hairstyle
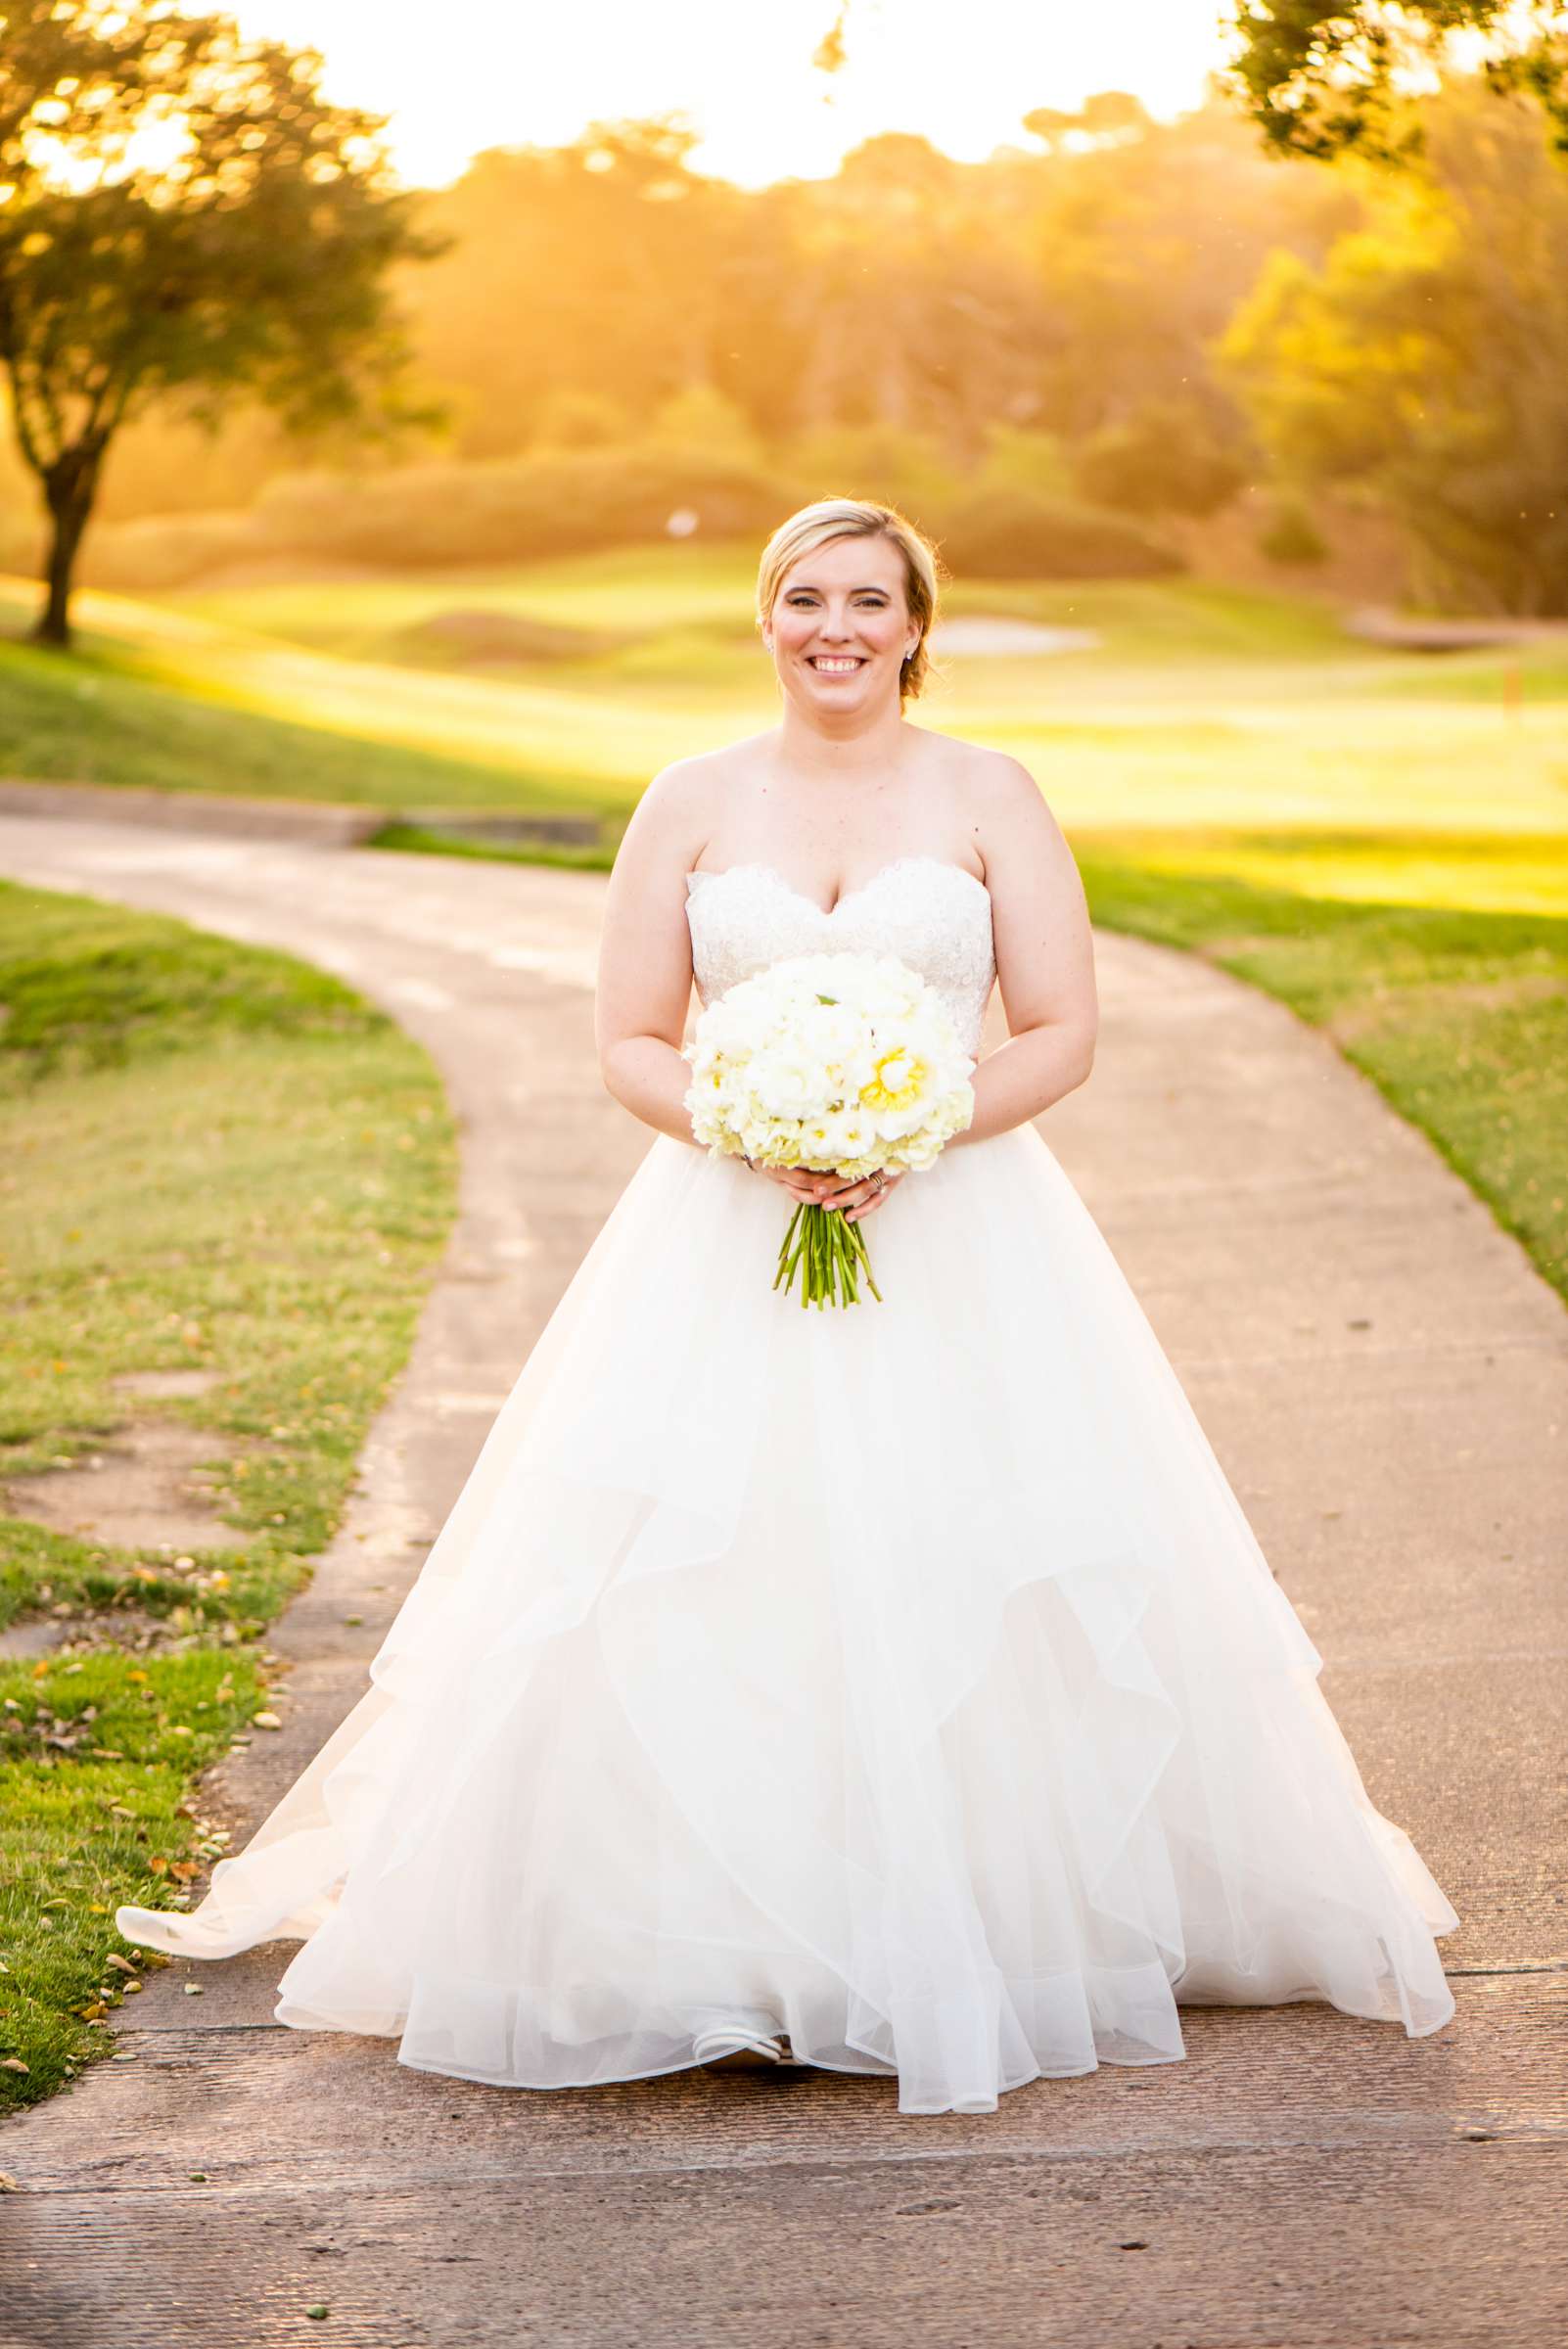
[756,496,943,705]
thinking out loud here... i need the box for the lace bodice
[685,854,995,1058]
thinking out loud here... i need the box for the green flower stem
[772,1198,884,1309]
[773,1201,807,1293]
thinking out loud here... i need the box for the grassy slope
[0,881,458,2110]
[5,556,1567,838]
[0,632,615,818]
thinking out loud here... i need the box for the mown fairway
[2,552,1565,867]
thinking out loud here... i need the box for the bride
[117,495,1459,2116]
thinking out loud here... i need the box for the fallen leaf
[0,2058,28,2075]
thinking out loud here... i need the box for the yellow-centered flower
[860,1049,927,1112]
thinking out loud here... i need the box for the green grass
[1078,833,1568,1305]
[0,632,616,819]
[1,1647,265,2098]
[0,882,459,2109]
[1091,826,1568,918]
[6,554,1566,837]
[369,820,615,870]
[167,541,767,651]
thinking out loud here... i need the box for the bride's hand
[835,1167,904,1223]
[744,1158,903,1221]
[746,1157,826,1204]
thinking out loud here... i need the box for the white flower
[685,947,973,1178]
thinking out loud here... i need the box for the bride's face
[765,535,919,714]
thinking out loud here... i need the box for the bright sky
[227,0,1239,189]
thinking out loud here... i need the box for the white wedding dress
[117,854,1459,2115]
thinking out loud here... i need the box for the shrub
[1258,498,1329,567]
[77,508,282,591]
[1073,400,1249,518]
[251,444,805,570]
[972,425,1077,505]
[779,425,963,530]
[933,486,1184,579]
[529,389,632,451]
[647,385,765,466]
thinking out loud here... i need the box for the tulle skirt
[116,1123,1459,2115]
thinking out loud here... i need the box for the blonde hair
[756,496,942,705]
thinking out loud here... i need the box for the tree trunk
[31,462,99,651]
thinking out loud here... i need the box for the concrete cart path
[1,812,1563,2349]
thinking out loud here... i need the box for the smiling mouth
[807,655,866,673]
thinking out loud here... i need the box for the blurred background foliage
[1,70,1562,616]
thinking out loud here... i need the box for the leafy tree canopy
[1220,78,1568,613]
[0,0,442,641]
[1226,0,1568,162]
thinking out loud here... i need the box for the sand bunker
[929,617,1100,657]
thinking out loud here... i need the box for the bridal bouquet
[681,949,975,1308]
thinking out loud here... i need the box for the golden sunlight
[224,0,1238,188]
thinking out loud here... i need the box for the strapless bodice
[685,854,996,1058]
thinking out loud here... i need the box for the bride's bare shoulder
[632,735,773,857]
[919,730,1066,843]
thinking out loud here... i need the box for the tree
[1226,1,1568,163]
[1015,96,1347,446]
[0,0,440,645]
[1021,91,1153,156]
[401,119,743,462]
[1218,80,1568,612]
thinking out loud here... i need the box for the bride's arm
[594,763,712,1147]
[594,764,844,1209]
[949,757,1099,1147]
